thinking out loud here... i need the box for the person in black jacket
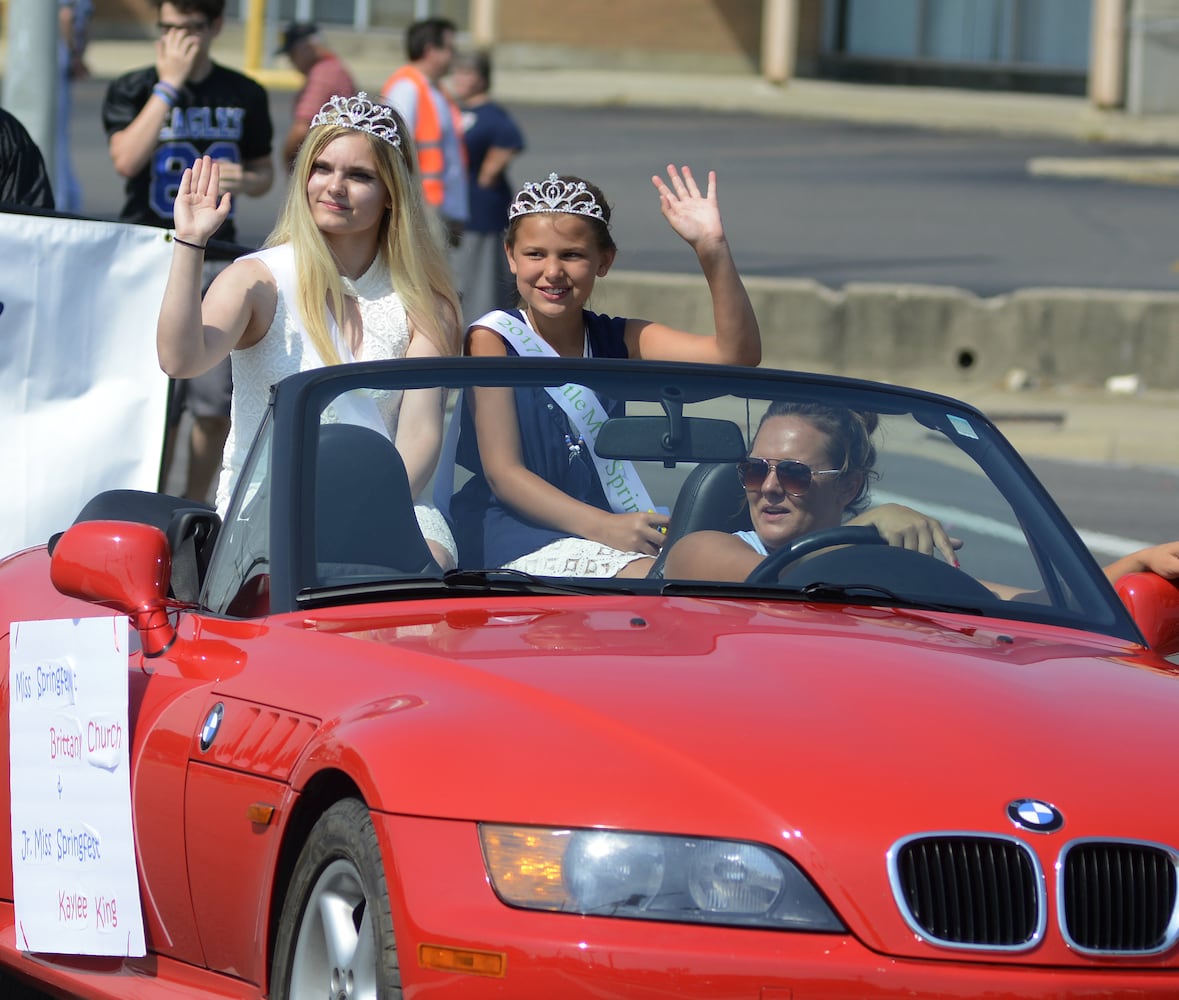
[0,108,54,210]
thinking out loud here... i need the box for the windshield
[202,358,1134,640]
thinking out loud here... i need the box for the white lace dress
[215,245,456,564]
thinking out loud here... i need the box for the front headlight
[480,825,844,931]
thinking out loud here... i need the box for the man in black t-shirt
[102,0,274,504]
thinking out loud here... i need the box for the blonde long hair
[266,112,461,364]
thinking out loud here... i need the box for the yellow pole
[243,0,266,74]
[239,0,301,89]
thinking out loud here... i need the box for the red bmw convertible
[2,358,1178,999]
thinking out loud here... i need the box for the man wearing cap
[278,21,358,169]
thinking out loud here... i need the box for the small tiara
[508,173,605,221]
[310,92,401,149]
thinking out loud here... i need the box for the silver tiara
[310,92,401,149]
[508,173,605,221]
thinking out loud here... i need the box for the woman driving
[664,400,1179,592]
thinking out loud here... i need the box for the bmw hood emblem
[1007,798,1063,833]
[199,703,224,753]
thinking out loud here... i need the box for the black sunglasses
[737,457,841,495]
[157,19,210,33]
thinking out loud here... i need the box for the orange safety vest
[381,65,465,208]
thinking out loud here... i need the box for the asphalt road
[509,107,1179,297]
[59,79,1179,553]
[69,80,1179,296]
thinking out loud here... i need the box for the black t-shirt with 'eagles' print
[102,62,273,244]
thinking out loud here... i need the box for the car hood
[291,594,1178,832]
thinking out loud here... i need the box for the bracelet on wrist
[152,81,180,107]
[172,236,206,252]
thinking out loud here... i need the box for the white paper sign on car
[8,616,146,957]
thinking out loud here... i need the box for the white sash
[247,245,391,439]
[481,310,656,516]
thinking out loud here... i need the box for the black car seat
[649,462,751,579]
[314,422,442,581]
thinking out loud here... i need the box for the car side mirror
[50,520,177,657]
[1115,571,1179,658]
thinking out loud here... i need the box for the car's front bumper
[377,813,1179,998]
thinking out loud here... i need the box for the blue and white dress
[448,308,650,576]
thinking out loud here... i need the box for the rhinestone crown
[508,172,605,221]
[310,92,401,149]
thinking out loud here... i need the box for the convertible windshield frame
[201,357,1143,646]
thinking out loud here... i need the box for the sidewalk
[12,19,1179,142]
[907,380,1179,472]
[65,26,1179,141]
[7,23,1179,171]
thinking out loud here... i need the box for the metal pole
[761,0,799,85]
[470,0,497,47]
[1089,0,1127,108]
[354,0,372,32]
[2,0,59,180]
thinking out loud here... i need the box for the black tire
[271,798,401,1000]
[0,969,54,1000]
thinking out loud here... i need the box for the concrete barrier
[594,272,1179,388]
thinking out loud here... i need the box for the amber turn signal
[246,803,275,825]
[418,944,506,978]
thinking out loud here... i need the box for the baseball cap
[276,21,317,56]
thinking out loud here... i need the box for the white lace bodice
[215,245,411,513]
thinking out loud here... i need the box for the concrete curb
[592,273,1179,467]
[592,273,1179,389]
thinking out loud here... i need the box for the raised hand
[173,155,232,245]
[651,164,725,250]
[155,28,199,88]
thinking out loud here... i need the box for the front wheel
[0,970,54,1000]
[271,798,401,1000]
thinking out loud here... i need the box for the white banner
[0,212,173,558]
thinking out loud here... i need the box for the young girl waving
[454,165,761,577]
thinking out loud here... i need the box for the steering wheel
[745,525,886,585]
